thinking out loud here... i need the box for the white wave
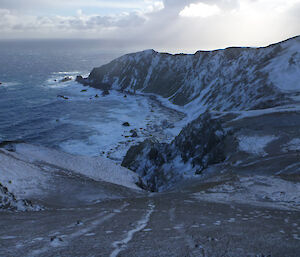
[44,71,88,89]
[52,71,82,75]
[0,81,21,87]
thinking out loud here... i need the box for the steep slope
[0,143,143,209]
[84,36,300,113]
[122,113,227,191]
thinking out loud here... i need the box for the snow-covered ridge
[0,143,142,210]
[86,36,300,114]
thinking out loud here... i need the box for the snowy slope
[0,148,51,198]
[13,143,141,191]
[85,36,300,115]
[0,143,142,209]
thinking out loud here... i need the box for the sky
[0,0,299,52]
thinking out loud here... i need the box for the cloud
[179,2,221,18]
[0,1,164,35]
[0,0,299,52]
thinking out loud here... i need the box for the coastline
[102,89,186,163]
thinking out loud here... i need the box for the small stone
[50,236,63,242]
[122,122,130,127]
[60,77,72,83]
[131,131,138,137]
[102,90,110,96]
[57,95,69,100]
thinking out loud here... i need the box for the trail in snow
[29,203,129,257]
[110,201,155,257]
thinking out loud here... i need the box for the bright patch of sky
[179,3,221,18]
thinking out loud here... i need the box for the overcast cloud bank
[0,0,299,52]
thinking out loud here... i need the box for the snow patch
[193,175,300,210]
[282,138,300,152]
[238,135,277,156]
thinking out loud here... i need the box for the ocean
[0,39,179,162]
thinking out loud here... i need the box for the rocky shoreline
[102,90,186,163]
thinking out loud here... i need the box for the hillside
[83,36,300,116]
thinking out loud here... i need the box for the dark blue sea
[0,39,158,160]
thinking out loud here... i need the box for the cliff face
[122,113,227,192]
[87,36,300,112]
[82,36,300,191]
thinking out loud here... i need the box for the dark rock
[102,90,110,96]
[60,77,72,83]
[81,89,87,92]
[124,95,127,98]
[122,112,227,191]
[130,130,138,137]
[0,140,24,152]
[75,75,89,85]
[57,95,69,100]
[76,75,112,91]
[50,236,63,242]
[95,94,99,98]
[0,183,38,211]
[122,122,130,127]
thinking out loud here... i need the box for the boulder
[57,95,69,100]
[60,77,72,83]
[122,122,130,127]
[130,130,138,137]
[102,90,110,96]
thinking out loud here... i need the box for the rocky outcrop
[60,77,72,83]
[76,75,111,91]
[81,36,300,112]
[122,113,227,191]
[0,183,42,212]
